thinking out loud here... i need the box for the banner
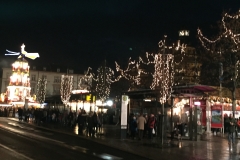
[211,105,223,128]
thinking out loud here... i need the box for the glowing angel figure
[5,44,39,60]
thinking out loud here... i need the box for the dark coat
[226,117,236,133]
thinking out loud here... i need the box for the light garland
[198,10,240,80]
[115,57,148,86]
[151,53,174,103]
[95,64,121,101]
[82,63,121,102]
[198,9,240,53]
[198,9,240,117]
[60,75,73,105]
[78,67,93,91]
[36,77,47,104]
[115,37,186,95]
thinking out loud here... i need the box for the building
[0,65,85,97]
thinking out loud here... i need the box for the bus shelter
[120,85,215,141]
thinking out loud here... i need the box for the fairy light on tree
[60,75,73,107]
[198,9,240,117]
[115,38,186,90]
[96,60,121,102]
[36,77,47,104]
[116,36,186,144]
[78,67,93,91]
[115,58,149,90]
[82,61,121,102]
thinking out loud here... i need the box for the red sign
[211,105,223,128]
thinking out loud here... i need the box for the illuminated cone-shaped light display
[7,58,31,102]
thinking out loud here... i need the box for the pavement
[6,118,240,160]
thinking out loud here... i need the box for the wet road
[2,117,240,160]
[0,118,148,160]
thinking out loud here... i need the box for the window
[68,70,74,74]
[31,75,36,81]
[6,72,11,79]
[53,86,60,95]
[42,75,47,79]
[54,76,61,83]
[31,86,35,93]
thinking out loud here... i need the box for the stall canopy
[122,85,216,100]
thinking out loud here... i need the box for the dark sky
[0,0,239,72]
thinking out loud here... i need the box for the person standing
[130,116,137,139]
[147,114,156,139]
[137,113,146,140]
[226,114,236,145]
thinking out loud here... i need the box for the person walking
[226,114,236,145]
[137,113,146,140]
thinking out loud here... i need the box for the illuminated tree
[115,58,147,90]
[78,67,93,91]
[82,61,121,102]
[198,9,240,117]
[116,37,186,94]
[36,77,47,104]
[95,60,120,101]
[60,75,73,106]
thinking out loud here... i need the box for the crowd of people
[129,112,162,140]
[0,106,103,137]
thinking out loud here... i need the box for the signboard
[211,105,223,128]
[121,95,128,129]
[86,94,91,101]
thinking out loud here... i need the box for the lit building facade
[0,66,85,98]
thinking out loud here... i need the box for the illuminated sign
[179,30,189,36]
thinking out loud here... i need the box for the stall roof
[122,85,216,99]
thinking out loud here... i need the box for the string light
[198,9,240,117]
[96,63,122,101]
[78,67,93,91]
[198,9,240,53]
[7,59,31,101]
[115,37,186,94]
[60,75,73,105]
[36,77,47,104]
[81,64,121,102]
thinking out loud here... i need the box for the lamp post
[219,63,223,133]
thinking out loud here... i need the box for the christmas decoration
[82,61,121,102]
[5,44,39,60]
[115,36,186,96]
[78,67,93,91]
[36,77,47,104]
[3,44,40,107]
[5,59,36,105]
[198,9,240,117]
[60,75,73,105]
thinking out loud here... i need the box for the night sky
[0,1,239,72]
